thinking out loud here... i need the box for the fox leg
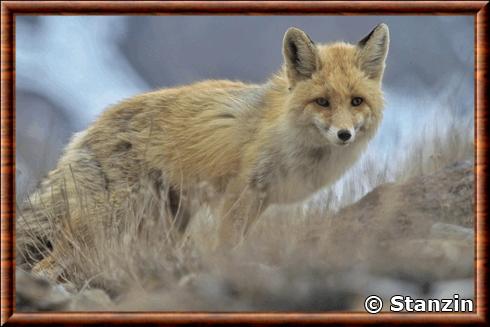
[167,186,192,233]
[216,180,268,249]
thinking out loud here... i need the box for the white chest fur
[267,141,366,204]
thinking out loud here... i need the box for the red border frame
[1,1,488,325]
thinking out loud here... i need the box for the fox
[17,24,389,278]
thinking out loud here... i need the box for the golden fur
[18,24,389,277]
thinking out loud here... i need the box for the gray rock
[430,222,474,241]
[16,269,70,311]
[16,269,113,312]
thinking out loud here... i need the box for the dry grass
[16,101,474,311]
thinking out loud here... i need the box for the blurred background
[16,16,473,201]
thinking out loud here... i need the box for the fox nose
[337,129,352,141]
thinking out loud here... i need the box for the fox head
[282,24,389,147]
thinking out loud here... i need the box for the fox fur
[17,24,389,277]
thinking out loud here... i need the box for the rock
[16,269,70,311]
[314,161,474,283]
[16,269,113,311]
[331,161,473,235]
[430,222,474,241]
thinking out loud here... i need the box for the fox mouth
[332,139,352,147]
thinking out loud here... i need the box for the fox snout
[328,126,356,146]
[315,121,356,146]
[337,129,352,142]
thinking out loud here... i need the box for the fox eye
[351,97,364,106]
[315,98,330,107]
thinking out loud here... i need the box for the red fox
[18,24,389,277]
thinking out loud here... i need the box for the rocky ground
[16,161,474,312]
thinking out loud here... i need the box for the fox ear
[283,27,319,86]
[357,24,389,80]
